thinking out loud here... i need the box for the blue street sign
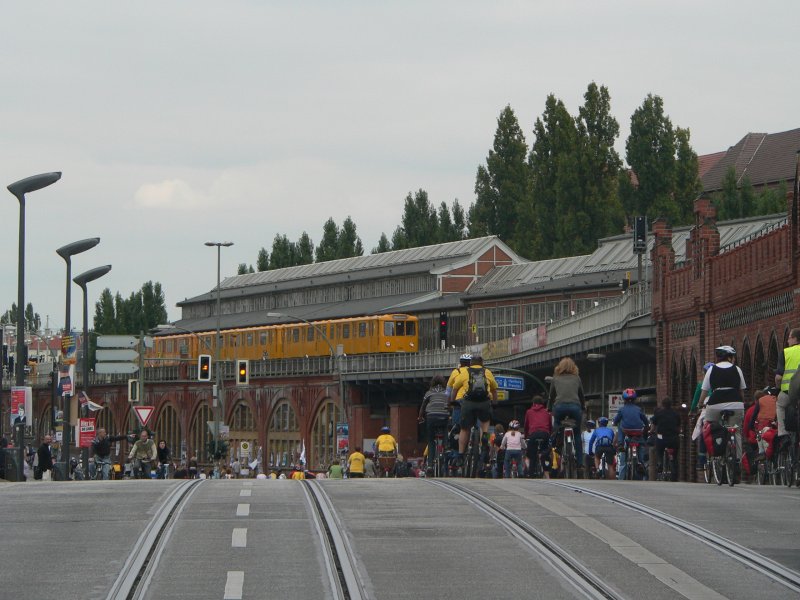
[495,375,524,391]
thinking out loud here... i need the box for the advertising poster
[336,422,349,455]
[57,364,75,396]
[10,386,32,427]
[78,418,96,448]
[61,334,77,365]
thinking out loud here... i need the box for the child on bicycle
[589,417,616,479]
[612,388,649,479]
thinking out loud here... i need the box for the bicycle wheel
[725,442,736,487]
[625,449,634,480]
[711,457,724,486]
[786,446,796,488]
[756,459,767,485]
[776,450,789,486]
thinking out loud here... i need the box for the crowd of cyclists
[413,339,800,483]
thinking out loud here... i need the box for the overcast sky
[1,1,797,335]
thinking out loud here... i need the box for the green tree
[390,225,408,250]
[399,190,439,248]
[337,216,364,259]
[469,105,530,252]
[316,218,340,262]
[372,232,391,253]
[237,263,248,275]
[94,289,118,334]
[451,200,467,240]
[0,304,16,325]
[757,181,788,214]
[296,232,315,265]
[528,95,577,259]
[140,281,168,331]
[270,234,297,269]
[624,94,677,223]
[256,247,269,272]
[715,166,739,220]
[94,282,168,334]
[673,127,702,224]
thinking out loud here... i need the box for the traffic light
[198,354,212,381]
[633,216,647,254]
[439,312,448,342]
[128,379,138,402]
[236,359,249,386]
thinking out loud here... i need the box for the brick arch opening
[670,354,680,400]
[768,333,780,388]
[266,400,300,471]
[310,398,342,471]
[228,400,257,465]
[153,404,181,463]
[189,403,212,463]
[753,338,767,391]
[740,339,752,393]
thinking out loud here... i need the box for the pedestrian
[36,435,54,481]
[188,456,198,479]
[328,461,345,479]
[290,464,305,480]
[91,428,128,480]
[348,446,366,478]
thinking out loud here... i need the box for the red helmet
[622,388,637,401]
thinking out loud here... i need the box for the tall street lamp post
[587,353,606,418]
[205,241,233,464]
[72,265,112,470]
[7,171,61,478]
[56,238,100,464]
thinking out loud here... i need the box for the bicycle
[595,445,615,480]
[657,445,677,482]
[621,429,646,481]
[527,437,548,479]
[709,410,739,487]
[377,451,397,477]
[559,420,578,479]
[463,426,481,478]
[431,426,447,478]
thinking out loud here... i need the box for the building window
[267,401,300,469]
[311,400,342,470]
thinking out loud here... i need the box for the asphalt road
[2,478,799,600]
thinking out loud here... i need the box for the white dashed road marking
[224,571,244,599]
[236,503,250,517]
[232,528,247,548]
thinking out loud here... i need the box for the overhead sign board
[97,335,138,349]
[96,349,139,362]
[95,362,139,375]
[133,406,155,427]
[495,375,525,391]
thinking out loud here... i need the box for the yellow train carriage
[150,314,418,363]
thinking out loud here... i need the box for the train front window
[406,321,415,336]
[396,322,405,336]
[383,322,395,336]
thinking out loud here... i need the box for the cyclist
[548,357,585,466]
[775,328,800,438]
[588,417,616,479]
[748,386,778,434]
[613,388,649,479]
[375,426,398,456]
[446,353,472,431]
[418,375,450,472]
[651,397,681,481]
[128,429,157,479]
[698,345,746,459]
[523,395,551,478]
[490,423,505,478]
[501,420,526,478]
[582,421,595,476]
[449,355,498,466]
[90,428,128,480]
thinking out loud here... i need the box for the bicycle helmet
[508,420,520,430]
[459,353,472,364]
[702,362,714,372]
[715,345,736,359]
[598,417,609,426]
[380,426,391,434]
[622,388,637,401]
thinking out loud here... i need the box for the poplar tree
[296,232,315,265]
[673,127,702,224]
[337,216,364,259]
[315,218,340,262]
[372,233,392,254]
[256,248,269,272]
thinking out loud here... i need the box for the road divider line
[224,571,244,599]
[236,503,250,517]
[232,528,247,548]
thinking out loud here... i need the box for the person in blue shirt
[588,417,616,479]
[613,388,649,479]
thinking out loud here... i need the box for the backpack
[466,367,489,401]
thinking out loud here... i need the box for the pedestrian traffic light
[198,354,211,381]
[236,359,249,386]
[439,312,448,342]
[128,379,138,402]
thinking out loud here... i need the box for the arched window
[267,401,300,470]
[190,404,213,463]
[153,404,181,463]
[768,334,779,389]
[753,339,767,391]
[740,340,752,394]
[311,400,342,470]
[229,401,257,462]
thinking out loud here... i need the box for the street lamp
[72,265,111,468]
[55,238,100,462]
[205,241,233,465]
[587,353,606,418]
[7,172,61,387]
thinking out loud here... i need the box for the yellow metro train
[151,314,419,362]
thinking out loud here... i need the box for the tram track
[546,480,800,594]
[106,479,203,600]
[428,479,624,600]
[301,480,367,600]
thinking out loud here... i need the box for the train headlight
[385,341,390,347]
